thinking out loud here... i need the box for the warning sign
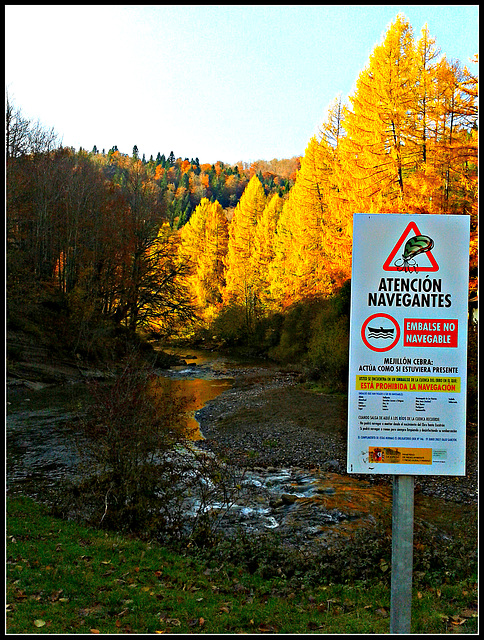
[347,214,470,476]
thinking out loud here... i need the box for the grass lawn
[6,495,477,634]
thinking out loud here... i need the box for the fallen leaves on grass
[438,604,478,627]
[160,617,181,626]
[79,604,103,617]
[307,621,325,630]
[188,617,205,628]
[379,558,389,572]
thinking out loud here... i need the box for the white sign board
[347,214,470,476]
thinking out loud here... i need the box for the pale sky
[5,5,479,165]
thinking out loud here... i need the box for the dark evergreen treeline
[94,144,298,228]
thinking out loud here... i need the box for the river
[6,347,476,547]
[5,347,261,495]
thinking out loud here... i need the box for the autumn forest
[6,15,478,393]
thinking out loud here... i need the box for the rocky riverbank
[196,366,478,506]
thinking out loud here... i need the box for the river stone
[316,487,336,495]
[322,460,341,472]
[22,380,51,391]
[281,493,299,504]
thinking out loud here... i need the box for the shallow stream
[6,348,474,546]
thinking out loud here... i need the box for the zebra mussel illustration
[394,235,434,272]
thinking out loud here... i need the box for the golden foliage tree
[269,136,334,306]
[223,175,266,330]
[252,193,284,308]
[339,14,477,220]
[179,198,228,317]
[318,96,353,288]
[340,14,417,212]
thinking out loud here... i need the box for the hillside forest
[6,15,478,397]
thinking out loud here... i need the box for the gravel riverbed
[196,366,478,506]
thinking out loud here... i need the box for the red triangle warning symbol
[382,221,439,272]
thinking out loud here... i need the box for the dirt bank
[6,330,184,390]
[196,367,478,505]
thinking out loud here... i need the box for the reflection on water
[154,377,233,440]
[152,346,240,440]
[159,346,276,376]
[6,383,92,490]
[6,357,235,492]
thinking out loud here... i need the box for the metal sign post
[390,475,414,633]
[347,214,470,633]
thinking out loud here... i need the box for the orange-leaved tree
[269,136,337,307]
[251,192,284,310]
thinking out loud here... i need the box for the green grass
[7,495,478,634]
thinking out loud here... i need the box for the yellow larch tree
[431,57,478,216]
[405,28,477,216]
[318,95,353,287]
[251,192,284,309]
[404,24,444,213]
[269,136,334,307]
[269,98,355,309]
[179,197,228,319]
[223,175,266,331]
[340,13,417,212]
[201,199,229,309]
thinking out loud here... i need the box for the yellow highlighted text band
[356,375,460,393]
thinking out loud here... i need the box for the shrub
[268,296,323,363]
[56,353,248,543]
[62,355,190,533]
[210,303,248,345]
[305,309,349,391]
[66,354,201,533]
[266,285,350,390]
[195,514,476,589]
[250,311,285,352]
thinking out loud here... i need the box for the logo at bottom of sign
[369,446,432,465]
